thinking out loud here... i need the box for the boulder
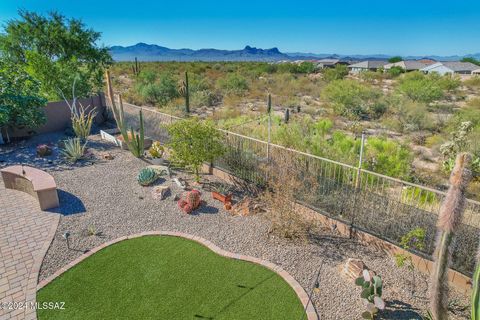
[151,186,170,200]
[343,258,367,281]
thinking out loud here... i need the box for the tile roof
[348,60,388,69]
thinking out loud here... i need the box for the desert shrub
[191,90,217,107]
[166,118,225,181]
[322,64,348,82]
[217,73,249,95]
[136,73,178,105]
[464,76,480,88]
[396,72,444,103]
[364,137,413,180]
[262,153,315,240]
[294,61,316,74]
[322,79,386,119]
[387,66,405,78]
[391,98,434,133]
[359,70,385,83]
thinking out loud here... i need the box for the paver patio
[0,180,59,320]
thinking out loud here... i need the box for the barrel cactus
[178,190,201,214]
[137,168,157,186]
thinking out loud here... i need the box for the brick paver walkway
[0,181,59,320]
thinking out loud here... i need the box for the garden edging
[37,231,319,320]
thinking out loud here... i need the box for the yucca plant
[60,78,97,141]
[430,152,472,320]
[60,138,87,163]
[112,94,145,158]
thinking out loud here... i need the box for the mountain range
[109,43,480,62]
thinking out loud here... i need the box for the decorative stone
[36,144,52,157]
[151,186,170,200]
[231,197,264,216]
[173,178,187,190]
[101,153,114,160]
[343,258,367,281]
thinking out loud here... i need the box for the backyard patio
[0,128,472,320]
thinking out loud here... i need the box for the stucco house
[348,60,388,73]
[420,61,479,75]
[384,60,432,72]
[473,69,480,75]
[316,59,349,69]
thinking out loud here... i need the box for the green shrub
[217,74,249,95]
[387,66,404,77]
[322,79,386,119]
[136,73,178,105]
[322,65,348,82]
[396,72,444,103]
[191,90,217,107]
[364,137,412,180]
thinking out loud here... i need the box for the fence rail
[116,101,480,276]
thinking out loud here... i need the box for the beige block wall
[8,94,107,138]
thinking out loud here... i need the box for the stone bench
[1,165,59,210]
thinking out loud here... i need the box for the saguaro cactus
[430,153,472,320]
[178,71,190,113]
[132,57,140,76]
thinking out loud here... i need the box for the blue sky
[1,0,479,56]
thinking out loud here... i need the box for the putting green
[37,236,306,320]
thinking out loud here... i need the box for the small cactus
[178,189,201,214]
[355,269,385,319]
[284,108,290,123]
[36,144,52,157]
[137,168,157,186]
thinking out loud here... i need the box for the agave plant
[60,138,87,163]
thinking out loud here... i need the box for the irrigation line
[300,261,323,320]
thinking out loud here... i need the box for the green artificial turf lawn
[37,236,306,320]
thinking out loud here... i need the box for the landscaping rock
[151,186,170,200]
[343,258,367,282]
[101,153,114,160]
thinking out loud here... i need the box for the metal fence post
[355,131,366,189]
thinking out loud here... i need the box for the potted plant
[211,183,233,204]
[148,141,164,165]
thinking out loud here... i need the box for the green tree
[166,118,225,182]
[388,56,403,63]
[461,57,480,66]
[0,59,46,141]
[0,10,112,100]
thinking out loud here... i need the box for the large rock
[343,258,367,281]
[151,186,170,200]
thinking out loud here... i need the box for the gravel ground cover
[0,131,471,319]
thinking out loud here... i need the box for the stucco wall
[7,94,107,138]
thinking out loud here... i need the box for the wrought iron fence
[117,101,480,276]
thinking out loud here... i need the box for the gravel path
[2,133,470,319]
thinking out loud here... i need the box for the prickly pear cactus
[137,168,157,186]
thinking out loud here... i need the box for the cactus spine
[430,153,472,320]
[178,71,190,113]
[112,95,145,158]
